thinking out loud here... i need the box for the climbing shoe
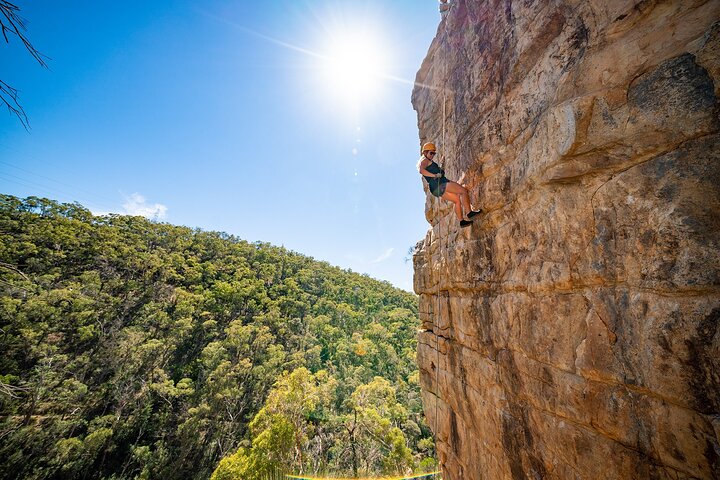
[467,209,483,218]
[460,219,473,228]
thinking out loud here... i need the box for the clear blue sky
[0,1,440,292]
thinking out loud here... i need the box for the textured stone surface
[412,2,720,479]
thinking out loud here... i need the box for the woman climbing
[418,141,482,227]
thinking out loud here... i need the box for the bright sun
[321,31,387,103]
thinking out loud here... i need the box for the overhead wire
[0,171,91,203]
[0,169,117,213]
[0,149,122,211]
[0,158,117,203]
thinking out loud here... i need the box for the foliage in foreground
[0,195,434,479]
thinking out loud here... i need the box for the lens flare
[321,30,387,104]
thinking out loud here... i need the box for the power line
[0,151,121,207]
[0,171,116,212]
[0,159,119,204]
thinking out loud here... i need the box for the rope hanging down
[432,11,453,472]
[431,85,446,468]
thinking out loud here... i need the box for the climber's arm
[418,158,439,177]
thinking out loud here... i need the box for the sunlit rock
[412,1,720,479]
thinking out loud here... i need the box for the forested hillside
[0,195,434,479]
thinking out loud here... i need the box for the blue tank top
[422,160,447,197]
[422,160,444,183]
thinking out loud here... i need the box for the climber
[439,0,452,15]
[418,142,482,227]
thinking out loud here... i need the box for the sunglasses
[427,151,437,156]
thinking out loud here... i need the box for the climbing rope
[431,87,446,470]
[431,9,453,473]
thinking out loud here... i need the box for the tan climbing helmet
[421,142,437,153]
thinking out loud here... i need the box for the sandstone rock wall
[412,1,720,479]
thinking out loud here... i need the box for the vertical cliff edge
[411,1,720,479]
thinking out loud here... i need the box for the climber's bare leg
[441,191,463,221]
[444,181,471,217]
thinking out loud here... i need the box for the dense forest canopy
[0,195,435,479]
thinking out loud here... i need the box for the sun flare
[320,30,388,103]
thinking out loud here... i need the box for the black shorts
[429,178,448,197]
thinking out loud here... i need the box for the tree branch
[1,1,49,128]
[0,80,28,128]
[0,1,48,68]
[0,261,29,281]
[0,379,29,399]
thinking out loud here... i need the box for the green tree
[0,195,429,480]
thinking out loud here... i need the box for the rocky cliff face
[412,2,720,479]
